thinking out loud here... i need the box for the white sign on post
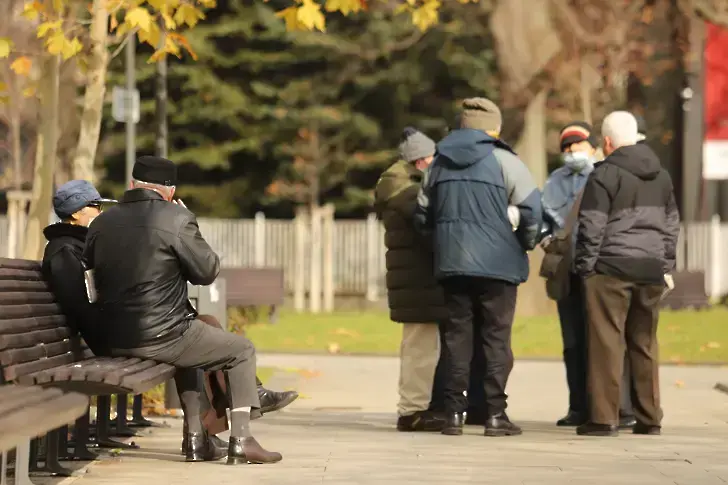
[703,140,728,180]
[111,86,141,124]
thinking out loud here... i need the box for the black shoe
[182,433,227,456]
[226,436,282,465]
[396,411,446,432]
[258,386,299,415]
[484,413,522,437]
[633,422,661,435]
[441,412,465,436]
[184,432,227,462]
[576,422,618,437]
[556,410,587,427]
[619,415,637,429]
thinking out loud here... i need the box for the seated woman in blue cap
[42,179,115,356]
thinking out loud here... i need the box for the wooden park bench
[0,385,89,485]
[219,267,284,322]
[0,257,176,480]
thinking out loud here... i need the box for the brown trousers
[583,274,663,427]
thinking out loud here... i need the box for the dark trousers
[430,321,486,414]
[558,274,635,418]
[111,319,260,429]
[583,274,663,426]
[440,276,517,415]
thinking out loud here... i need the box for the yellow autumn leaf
[327,342,340,354]
[173,4,205,28]
[51,0,64,14]
[0,82,6,92]
[10,56,33,76]
[110,12,119,32]
[37,20,63,39]
[61,37,82,60]
[169,32,197,60]
[137,21,161,48]
[324,0,363,15]
[196,0,216,8]
[0,37,12,58]
[45,30,66,55]
[125,7,153,32]
[275,6,303,31]
[22,86,36,97]
[22,1,42,20]
[161,11,176,29]
[297,0,326,31]
[411,0,440,31]
[0,96,9,105]
[144,0,167,9]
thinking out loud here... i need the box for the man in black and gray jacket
[574,111,680,437]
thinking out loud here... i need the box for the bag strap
[563,189,585,233]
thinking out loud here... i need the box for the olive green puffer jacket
[374,160,447,323]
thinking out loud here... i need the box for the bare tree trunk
[23,55,60,261]
[71,0,109,181]
[9,92,22,189]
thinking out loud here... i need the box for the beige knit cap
[459,97,502,134]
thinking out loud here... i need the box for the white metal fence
[1,214,726,298]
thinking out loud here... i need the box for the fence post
[365,212,379,302]
[293,207,307,312]
[254,212,266,267]
[322,203,335,312]
[309,206,322,313]
[709,214,721,300]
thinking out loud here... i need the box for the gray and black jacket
[574,144,680,284]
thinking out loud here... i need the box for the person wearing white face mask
[540,122,636,429]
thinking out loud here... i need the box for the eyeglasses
[86,203,102,210]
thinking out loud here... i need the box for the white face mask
[562,151,595,172]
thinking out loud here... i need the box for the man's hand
[173,198,187,209]
[539,234,553,250]
[664,273,675,290]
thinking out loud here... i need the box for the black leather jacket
[84,189,219,349]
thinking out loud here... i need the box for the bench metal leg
[1,451,7,485]
[58,426,69,459]
[112,395,138,437]
[14,439,34,485]
[69,409,98,461]
[31,429,73,477]
[95,396,138,449]
[129,394,167,428]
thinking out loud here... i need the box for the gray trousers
[111,319,260,414]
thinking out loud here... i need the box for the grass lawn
[244,309,728,364]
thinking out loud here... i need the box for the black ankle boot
[226,436,282,465]
[441,412,465,436]
[185,432,227,462]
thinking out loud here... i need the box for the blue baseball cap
[53,180,116,218]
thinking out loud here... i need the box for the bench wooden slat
[0,280,49,292]
[0,292,55,305]
[0,386,89,453]
[0,315,68,334]
[0,258,41,271]
[70,357,134,382]
[0,339,74,366]
[0,268,44,281]
[0,327,71,351]
[7,351,78,383]
[121,363,176,394]
[0,303,62,320]
[101,358,156,385]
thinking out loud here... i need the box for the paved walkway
[57,355,727,485]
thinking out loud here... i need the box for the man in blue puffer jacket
[415,97,542,437]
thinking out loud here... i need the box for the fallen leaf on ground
[707,341,721,349]
[295,368,321,379]
[333,327,360,338]
[328,342,340,354]
[675,380,685,388]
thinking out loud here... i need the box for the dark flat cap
[53,180,116,218]
[132,156,177,186]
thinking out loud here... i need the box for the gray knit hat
[460,97,502,134]
[399,127,436,162]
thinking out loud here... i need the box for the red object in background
[704,22,728,141]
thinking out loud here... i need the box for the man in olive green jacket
[374,127,447,432]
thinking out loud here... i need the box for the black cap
[559,121,597,152]
[132,156,177,186]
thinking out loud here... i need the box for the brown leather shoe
[226,436,282,465]
[576,422,618,437]
[185,432,227,462]
[633,422,661,435]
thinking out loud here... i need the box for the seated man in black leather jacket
[44,179,297,459]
